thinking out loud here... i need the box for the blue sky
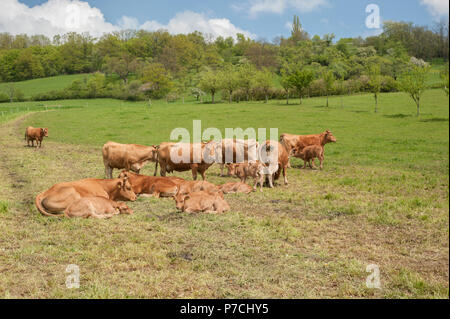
[3,0,449,40]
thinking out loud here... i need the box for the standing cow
[280,130,337,169]
[25,127,48,148]
[213,139,259,176]
[154,141,216,181]
[102,142,158,179]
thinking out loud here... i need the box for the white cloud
[235,0,329,17]
[0,0,254,40]
[420,0,449,20]
[0,0,117,38]
[139,11,256,40]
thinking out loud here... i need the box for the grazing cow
[213,139,259,176]
[177,180,221,196]
[64,197,133,219]
[154,142,216,181]
[118,171,180,198]
[102,142,158,179]
[35,176,137,217]
[25,126,48,148]
[218,182,253,194]
[173,191,230,214]
[293,145,324,169]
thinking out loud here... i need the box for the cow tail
[35,191,64,217]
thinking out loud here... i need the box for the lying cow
[64,197,133,219]
[35,176,137,217]
[118,170,181,198]
[177,180,221,196]
[174,191,230,214]
[293,145,324,169]
[218,182,253,194]
[25,126,48,148]
[102,141,158,179]
[154,141,216,181]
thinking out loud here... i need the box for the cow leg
[160,164,167,177]
[220,164,225,177]
[268,174,275,188]
[105,165,113,179]
[319,155,324,170]
[192,167,198,181]
[283,166,288,185]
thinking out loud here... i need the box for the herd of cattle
[25,126,337,218]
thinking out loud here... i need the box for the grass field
[0,74,91,98]
[0,90,448,298]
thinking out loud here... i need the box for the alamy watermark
[366,264,381,289]
[366,4,381,29]
[66,264,80,289]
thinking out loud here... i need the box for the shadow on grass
[420,117,449,123]
[384,114,412,119]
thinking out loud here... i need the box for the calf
[219,182,253,195]
[293,145,324,169]
[173,191,230,214]
[227,162,265,191]
[118,171,180,198]
[177,180,221,196]
[25,126,48,148]
[64,197,133,219]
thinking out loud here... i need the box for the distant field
[0,90,448,298]
[0,74,91,98]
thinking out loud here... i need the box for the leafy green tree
[199,68,221,104]
[322,70,335,107]
[139,63,173,99]
[237,63,256,101]
[368,65,382,113]
[87,72,106,98]
[398,63,431,117]
[288,68,314,105]
[103,53,141,84]
[219,65,240,103]
[253,69,273,103]
[280,68,293,105]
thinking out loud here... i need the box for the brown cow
[227,161,265,191]
[173,191,230,214]
[35,176,137,217]
[293,145,324,169]
[25,126,48,148]
[280,130,337,155]
[64,197,133,219]
[118,170,180,198]
[281,130,336,169]
[177,180,221,196]
[102,142,158,179]
[259,141,289,186]
[219,182,253,194]
[154,142,216,181]
[214,139,258,176]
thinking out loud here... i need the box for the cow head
[115,202,134,215]
[324,130,337,144]
[41,128,49,137]
[226,163,238,176]
[173,193,188,211]
[116,177,137,202]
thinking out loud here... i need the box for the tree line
[0,16,448,116]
